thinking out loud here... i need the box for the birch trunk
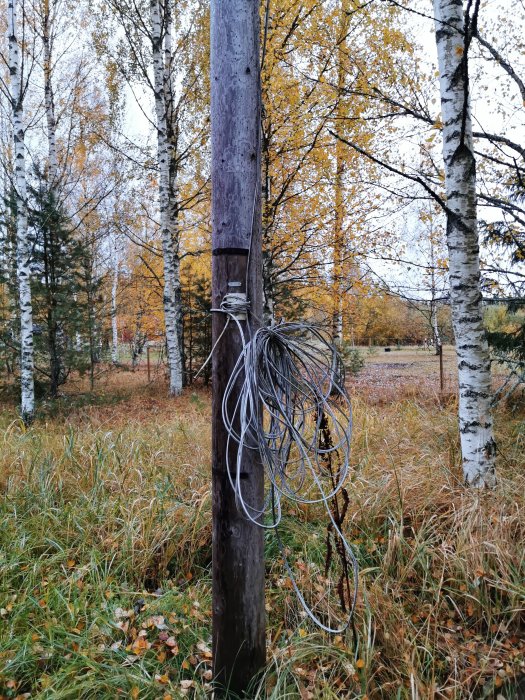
[429,236,442,353]
[263,278,275,325]
[332,0,349,348]
[151,0,182,395]
[42,0,58,185]
[434,0,496,486]
[164,1,184,382]
[9,0,35,424]
[111,243,119,363]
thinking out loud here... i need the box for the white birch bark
[434,0,496,486]
[111,242,119,363]
[429,235,442,352]
[8,0,34,423]
[151,0,182,395]
[164,0,183,370]
[42,0,58,185]
[263,280,275,325]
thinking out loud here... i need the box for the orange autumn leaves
[109,603,214,697]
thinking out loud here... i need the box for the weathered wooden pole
[210,0,265,695]
[147,345,151,382]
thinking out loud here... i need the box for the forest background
[0,0,523,404]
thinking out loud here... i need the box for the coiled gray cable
[210,297,358,632]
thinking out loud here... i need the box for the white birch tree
[8,0,34,423]
[111,236,119,363]
[41,0,58,185]
[150,0,182,395]
[433,0,496,486]
[99,0,209,392]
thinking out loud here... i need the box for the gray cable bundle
[218,310,358,633]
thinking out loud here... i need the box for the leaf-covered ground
[0,360,524,699]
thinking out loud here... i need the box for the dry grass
[346,396,525,698]
[0,364,524,699]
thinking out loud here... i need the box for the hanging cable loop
[203,303,358,632]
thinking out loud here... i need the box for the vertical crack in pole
[210,0,266,694]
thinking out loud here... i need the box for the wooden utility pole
[210,0,265,695]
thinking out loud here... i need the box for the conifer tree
[29,174,88,397]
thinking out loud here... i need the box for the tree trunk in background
[42,0,58,185]
[262,143,275,324]
[151,0,182,396]
[111,242,119,363]
[431,301,442,353]
[42,0,65,396]
[163,0,184,382]
[2,134,19,375]
[332,0,349,349]
[9,0,35,424]
[41,224,61,397]
[87,278,96,390]
[332,141,344,347]
[429,234,442,355]
[434,0,496,486]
